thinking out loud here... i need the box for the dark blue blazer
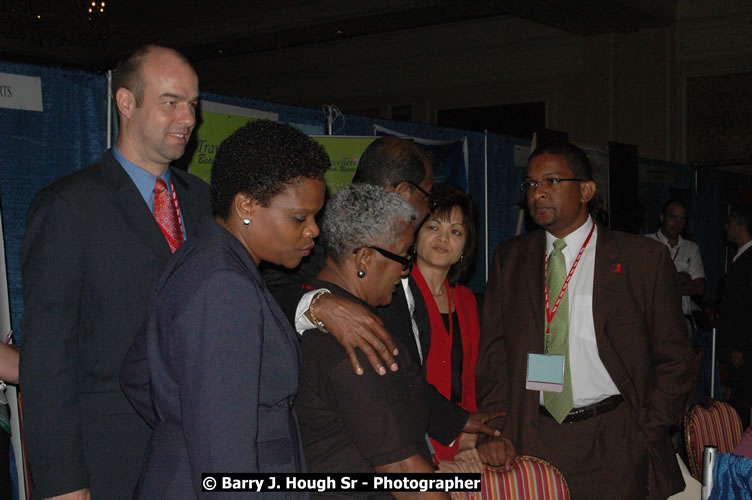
[121,217,306,498]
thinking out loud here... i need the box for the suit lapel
[100,153,172,262]
[389,284,424,364]
[170,167,203,236]
[592,225,620,341]
[525,232,546,352]
[408,277,431,359]
[732,247,752,270]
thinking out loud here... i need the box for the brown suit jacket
[476,223,692,499]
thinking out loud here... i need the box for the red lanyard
[544,224,595,337]
[671,245,680,262]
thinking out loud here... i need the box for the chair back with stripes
[684,399,744,481]
[450,455,569,499]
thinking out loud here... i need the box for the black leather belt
[540,395,623,424]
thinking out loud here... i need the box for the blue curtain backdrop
[0,61,107,337]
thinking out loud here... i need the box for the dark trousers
[727,362,752,428]
[0,431,11,500]
[535,402,649,500]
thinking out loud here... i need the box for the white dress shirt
[646,230,705,315]
[541,216,620,408]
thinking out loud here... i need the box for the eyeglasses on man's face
[520,178,586,192]
[353,246,412,270]
[401,180,440,212]
[405,180,431,199]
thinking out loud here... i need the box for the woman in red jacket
[411,183,482,465]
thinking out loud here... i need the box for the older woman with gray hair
[296,183,449,499]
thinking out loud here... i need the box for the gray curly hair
[322,184,417,263]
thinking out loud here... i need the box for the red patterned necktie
[153,178,184,253]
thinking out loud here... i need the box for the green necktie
[544,238,574,423]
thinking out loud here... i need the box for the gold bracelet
[308,290,331,333]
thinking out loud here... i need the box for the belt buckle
[564,407,591,424]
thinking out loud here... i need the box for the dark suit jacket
[476,224,693,499]
[263,250,468,445]
[719,246,752,356]
[121,217,305,498]
[19,152,210,498]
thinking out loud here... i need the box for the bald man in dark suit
[20,45,210,499]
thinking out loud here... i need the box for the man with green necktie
[475,142,693,499]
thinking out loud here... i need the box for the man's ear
[392,181,412,202]
[580,180,596,204]
[115,87,136,119]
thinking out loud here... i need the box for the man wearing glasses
[264,135,507,465]
[476,142,692,498]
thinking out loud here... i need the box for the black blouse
[440,311,464,404]
[296,280,431,491]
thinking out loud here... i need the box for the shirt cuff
[294,288,330,334]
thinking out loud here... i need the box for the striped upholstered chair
[684,399,744,481]
[450,455,569,499]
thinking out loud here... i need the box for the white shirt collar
[546,215,594,255]
[655,228,683,248]
[734,240,752,263]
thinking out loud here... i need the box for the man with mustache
[476,142,692,498]
[20,45,211,499]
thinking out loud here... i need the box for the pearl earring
[242,219,251,226]
[357,270,366,278]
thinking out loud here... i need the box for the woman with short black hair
[121,120,329,498]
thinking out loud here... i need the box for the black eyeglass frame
[520,178,587,192]
[398,180,439,211]
[405,180,431,199]
[353,246,412,269]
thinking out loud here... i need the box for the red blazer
[411,265,480,460]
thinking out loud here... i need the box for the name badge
[526,353,564,392]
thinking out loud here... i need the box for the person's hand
[44,488,91,500]
[477,437,516,471]
[462,410,506,437]
[456,432,478,453]
[676,271,692,284]
[315,293,399,375]
[732,350,744,368]
[675,271,691,293]
[454,448,484,473]
[437,448,484,474]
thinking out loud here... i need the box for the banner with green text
[187,101,278,183]
[311,136,377,196]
